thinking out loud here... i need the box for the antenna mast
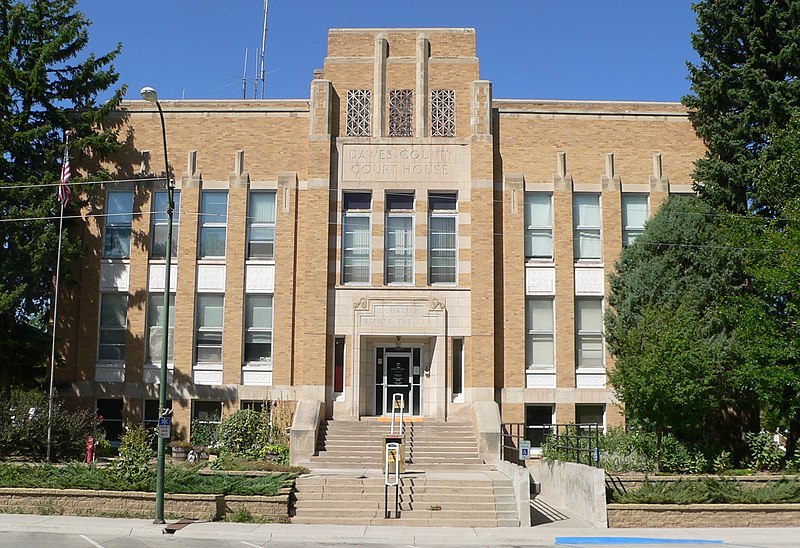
[242,48,248,99]
[258,0,269,99]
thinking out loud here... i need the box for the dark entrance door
[375,347,421,415]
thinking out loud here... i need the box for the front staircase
[292,419,521,527]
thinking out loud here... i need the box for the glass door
[375,347,422,415]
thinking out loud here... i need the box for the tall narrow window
[104,190,133,258]
[98,293,127,361]
[622,194,648,246]
[145,293,175,363]
[97,398,124,445]
[431,89,456,137]
[196,295,224,363]
[573,194,602,260]
[248,192,276,259]
[199,191,228,259]
[524,193,553,260]
[385,192,414,284]
[346,89,371,137]
[526,298,555,370]
[389,89,413,137]
[429,193,457,284]
[342,192,371,284]
[244,295,273,364]
[151,191,180,258]
[334,337,345,393]
[576,298,604,369]
[452,338,464,398]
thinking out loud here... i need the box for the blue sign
[158,417,171,439]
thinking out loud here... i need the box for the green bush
[746,431,783,472]
[0,390,92,461]
[190,420,220,448]
[0,462,295,496]
[111,424,155,487]
[217,409,271,458]
[611,477,800,504]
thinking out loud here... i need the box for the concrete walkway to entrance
[1,513,798,547]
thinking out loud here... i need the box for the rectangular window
[525,404,554,453]
[389,89,413,137]
[525,298,554,370]
[429,193,457,284]
[576,404,605,429]
[573,194,602,260]
[150,191,180,258]
[334,337,345,393]
[199,191,228,258]
[247,192,276,259]
[103,190,133,258]
[342,192,371,284]
[524,193,553,260]
[346,89,371,137]
[240,400,267,412]
[196,294,224,363]
[97,398,123,445]
[192,401,222,424]
[622,194,648,246]
[576,298,604,368]
[452,338,464,397]
[431,89,455,137]
[145,293,175,364]
[385,192,414,284]
[98,293,127,361]
[244,295,273,364]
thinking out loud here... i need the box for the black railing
[501,422,602,467]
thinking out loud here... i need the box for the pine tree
[683,0,800,212]
[0,0,123,392]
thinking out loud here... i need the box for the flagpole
[46,199,65,463]
[47,133,70,463]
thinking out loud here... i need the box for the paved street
[0,514,798,547]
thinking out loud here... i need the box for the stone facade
[607,504,800,528]
[56,28,705,442]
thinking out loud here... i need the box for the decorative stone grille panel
[431,89,456,137]
[346,89,371,137]
[389,89,413,137]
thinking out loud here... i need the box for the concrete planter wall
[608,503,800,528]
[0,487,290,522]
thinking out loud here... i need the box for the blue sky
[79,1,699,102]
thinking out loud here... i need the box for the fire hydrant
[85,435,96,463]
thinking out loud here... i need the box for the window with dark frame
[247,192,276,259]
[151,190,180,258]
[342,192,372,284]
[428,192,457,284]
[385,191,414,284]
[103,190,133,258]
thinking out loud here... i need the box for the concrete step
[291,516,518,527]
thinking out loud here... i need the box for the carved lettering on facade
[342,144,461,183]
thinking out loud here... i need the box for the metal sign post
[384,440,400,518]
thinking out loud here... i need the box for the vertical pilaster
[415,33,430,138]
[553,152,576,390]
[372,34,388,138]
[650,153,670,210]
[124,181,151,402]
[223,151,248,387]
[468,80,495,399]
[295,79,334,402]
[273,171,298,387]
[172,151,201,431]
[601,153,622,375]
[502,174,525,393]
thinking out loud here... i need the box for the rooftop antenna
[258,0,269,99]
[242,48,248,99]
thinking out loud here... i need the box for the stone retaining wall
[0,488,290,522]
[606,474,796,494]
[608,503,800,528]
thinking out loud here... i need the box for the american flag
[57,144,71,206]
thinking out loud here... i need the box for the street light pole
[140,86,172,525]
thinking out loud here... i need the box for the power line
[0,177,164,191]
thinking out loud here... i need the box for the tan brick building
[57,28,705,447]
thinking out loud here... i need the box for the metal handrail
[501,422,602,467]
[390,393,404,437]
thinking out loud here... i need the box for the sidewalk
[0,513,798,546]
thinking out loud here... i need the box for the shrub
[217,409,271,458]
[0,390,92,461]
[111,424,155,488]
[611,477,800,504]
[746,431,783,472]
[190,419,220,448]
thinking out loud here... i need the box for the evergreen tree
[683,0,800,212]
[0,0,123,393]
